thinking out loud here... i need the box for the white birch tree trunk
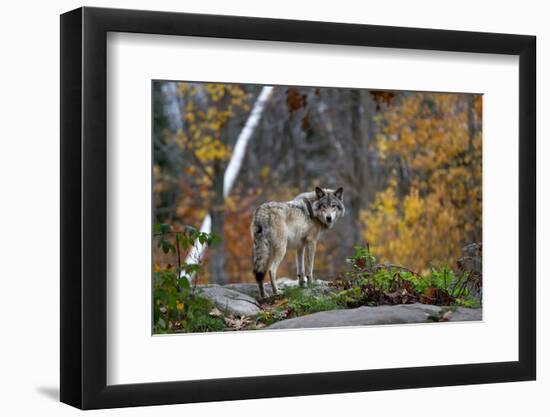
[160,82,184,131]
[183,86,274,278]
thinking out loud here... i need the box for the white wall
[0,0,545,415]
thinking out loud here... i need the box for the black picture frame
[60,6,536,410]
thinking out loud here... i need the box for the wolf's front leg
[268,269,280,295]
[296,246,305,287]
[304,241,317,285]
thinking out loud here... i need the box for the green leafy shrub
[152,223,224,333]
[331,244,480,308]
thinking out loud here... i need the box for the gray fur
[251,187,345,298]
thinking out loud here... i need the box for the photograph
[152,81,483,334]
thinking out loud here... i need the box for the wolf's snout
[326,216,333,223]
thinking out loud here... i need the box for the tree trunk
[209,159,226,284]
[467,95,480,243]
[347,89,374,247]
[160,82,183,131]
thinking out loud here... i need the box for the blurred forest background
[153,81,482,285]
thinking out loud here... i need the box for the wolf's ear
[334,187,344,200]
[315,187,326,199]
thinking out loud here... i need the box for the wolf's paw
[306,277,317,286]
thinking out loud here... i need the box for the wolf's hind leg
[255,271,266,299]
[296,246,305,287]
[268,243,287,295]
[304,241,317,285]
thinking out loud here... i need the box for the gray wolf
[251,187,345,299]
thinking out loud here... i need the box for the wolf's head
[312,187,345,229]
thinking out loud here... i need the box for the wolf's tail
[251,210,270,283]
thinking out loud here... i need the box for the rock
[197,285,261,316]
[459,243,482,274]
[445,307,482,322]
[457,243,482,298]
[222,278,331,301]
[223,283,274,299]
[276,277,331,290]
[267,303,481,330]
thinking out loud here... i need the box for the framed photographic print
[60,6,536,409]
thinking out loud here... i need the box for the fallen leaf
[441,310,453,322]
[209,307,223,317]
[224,316,253,330]
[274,298,289,307]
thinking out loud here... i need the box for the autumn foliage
[363,94,482,272]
